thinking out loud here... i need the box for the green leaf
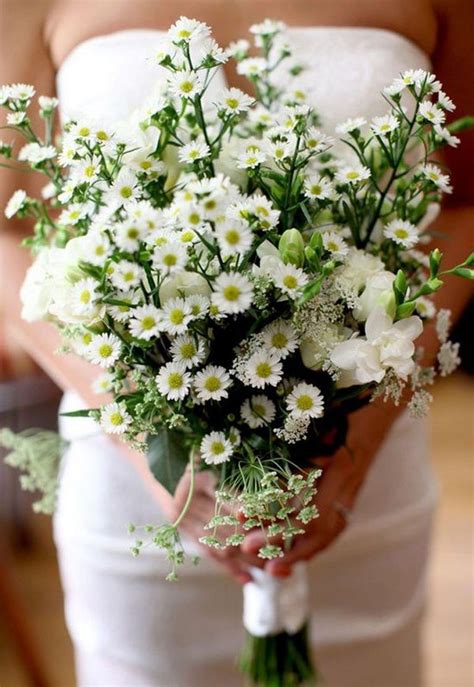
[448,267,474,280]
[447,116,474,133]
[60,409,98,417]
[147,428,189,495]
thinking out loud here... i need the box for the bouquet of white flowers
[1,17,472,687]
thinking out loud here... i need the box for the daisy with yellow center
[286,382,324,419]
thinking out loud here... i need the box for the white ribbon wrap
[243,563,309,637]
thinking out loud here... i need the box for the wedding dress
[54,27,438,687]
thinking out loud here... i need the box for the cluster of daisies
[1,17,471,566]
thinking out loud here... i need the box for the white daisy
[129,304,162,340]
[7,83,35,102]
[5,189,27,218]
[437,91,455,112]
[92,372,115,394]
[236,148,266,169]
[323,231,349,258]
[249,195,280,230]
[415,296,436,319]
[100,402,132,434]
[187,294,210,318]
[419,101,446,126]
[194,365,232,401]
[58,203,88,225]
[170,334,207,368]
[107,168,139,206]
[304,127,335,152]
[38,95,59,114]
[7,112,27,126]
[200,431,233,465]
[371,114,399,137]
[335,117,367,135]
[159,297,192,335]
[83,232,112,265]
[420,163,452,193]
[168,17,210,43]
[152,242,188,275]
[109,260,143,290]
[215,222,253,257]
[73,156,101,184]
[18,143,56,164]
[262,320,299,359]
[211,272,254,314]
[240,395,276,428]
[384,219,419,248]
[114,222,146,252]
[246,350,283,389]
[433,125,460,148]
[225,39,250,59]
[303,175,334,200]
[272,263,309,297]
[178,140,210,164]
[169,70,203,99]
[71,278,101,315]
[335,164,371,185]
[236,57,267,77]
[88,333,122,368]
[217,88,254,115]
[156,362,191,401]
[286,382,324,419]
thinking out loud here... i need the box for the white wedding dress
[54,27,438,687]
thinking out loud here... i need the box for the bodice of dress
[56,26,430,132]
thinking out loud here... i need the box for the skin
[0,0,473,583]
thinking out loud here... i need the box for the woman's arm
[243,1,474,574]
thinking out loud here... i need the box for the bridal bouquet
[1,17,472,687]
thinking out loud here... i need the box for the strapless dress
[54,27,438,687]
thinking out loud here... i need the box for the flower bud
[278,229,304,266]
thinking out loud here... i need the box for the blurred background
[0,309,473,686]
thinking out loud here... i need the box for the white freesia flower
[200,431,233,465]
[330,307,423,388]
[286,383,324,419]
[156,362,191,401]
[20,249,58,321]
[159,271,211,302]
[353,271,396,321]
[335,248,384,293]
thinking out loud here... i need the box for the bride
[1,1,473,685]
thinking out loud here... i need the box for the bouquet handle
[240,563,317,686]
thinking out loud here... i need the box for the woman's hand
[241,398,402,577]
[170,468,262,584]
